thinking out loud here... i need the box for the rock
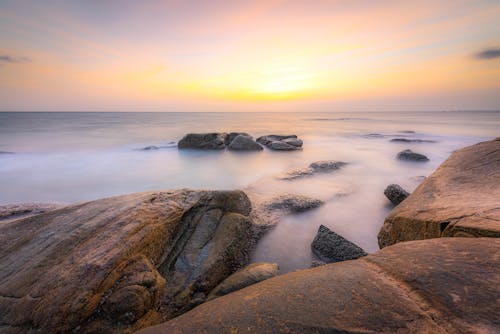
[256,135,303,151]
[207,262,279,301]
[178,133,227,149]
[399,130,415,133]
[310,260,326,268]
[0,190,259,333]
[278,160,347,180]
[0,151,14,154]
[390,138,436,143]
[140,145,160,150]
[396,149,429,161]
[0,203,62,224]
[379,138,500,248]
[311,225,367,263]
[138,238,500,334]
[224,132,250,146]
[384,184,410,205]
[227,135,263,151]
[263,194,324,214]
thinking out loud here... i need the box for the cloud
[0,54,31,63]
[474,48,500,60]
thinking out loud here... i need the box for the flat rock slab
[138,238,500,334]
[379,138,500,248]
[0,190,257,333]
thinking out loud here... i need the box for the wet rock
[256,135,303,151]
[379,138,500,248]
[390,138,436,143]
[207,262,279,301]
[227,135,263,151]
[224,132,250,146]
[138,238,500,334]
[178,133,227,150]
[311,225,367,263]
[396,149,429,161]
[281,137,303,147]
[278,160,347,180]
[263,194,324,214]
[384,184,410,205]
[0,190,259,333]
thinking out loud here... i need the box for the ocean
[0,111,498,272]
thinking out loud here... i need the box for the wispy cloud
[0,54,31,63]
[474,48,500,60]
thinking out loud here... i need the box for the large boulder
[207,262,279,301]
[224,132,250,146]
[379,138,500,248]
[278,160,347,180]
[178,133,226,149]
[396,149,429,161]
[384,184,410,205]
[311,225,367,263]
[138,238,500,334]
[227,135,263,151]
[0,190,259,333]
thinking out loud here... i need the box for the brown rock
[0,190,258,333]
[138,238,500,334]
[379,138,500,248]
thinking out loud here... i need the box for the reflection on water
[0,111,498,272]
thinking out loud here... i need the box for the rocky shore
[0,138,498,333]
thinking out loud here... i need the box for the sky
[0,0,499,112]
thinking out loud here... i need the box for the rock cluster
[278,160,347,180]
[383,184,409,205]
[256,135,303,151]
[397,149,429,161]
[311,225,367,263]
[177,132,263,151]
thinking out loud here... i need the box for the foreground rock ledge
[379,138,500,248]
[0,190,260,333]
[138,238,500,334]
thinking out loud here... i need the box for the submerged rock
[384,184,410,205]
[227,135,263,151]
[207,262,279,301]
[263,194,324,214]
[396,149,429,161]
[390,138,436,143]
[257,135,303,151]
[178,133,226,149]
[379,138,500,248]
[138,238,500,334]
[311,225,367,263]
[278,160,347,180]
[140,145,160,150]
[0,190,259,333]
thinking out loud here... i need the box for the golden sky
[0,0,499,111]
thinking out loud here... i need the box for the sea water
[0,111,498,272]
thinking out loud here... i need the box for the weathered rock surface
[278,160,347,180]
[391,138,436,143]
[0,190,260,333]
[379,138,500,248]
[207,262,279,301]
[138,238,500,334]
[256,135,303,151]
[384,184,410,205]
[178,133,226,150]
[396,149,429,161]
[311,225,367,263]
[263,194,324,214]
[227,135,263,151]
[0,202,61,224]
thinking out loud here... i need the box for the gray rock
[397,149,429,161]
[224,132,250,146]
[281,137,303,147]
[263,194,324,214]
[384,184,410,205]
[256,135,303,151]
[140,145,160,150]
[207,262,279,301]
[269,141,300,151]
[178,133,227,150]
[391,138,436,143]
[279,160,347,180]
[310,260,326,268]
[311,225,367,263]
[228,135,263,151]
[256,135,297,145]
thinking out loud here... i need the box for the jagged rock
[379,138,500,248]
[0,202,61,224]
[178,133,226,149]
[0,190,259,333]
[390,138,436,143]
[224,132,250,146]
[227,135,263,151]
[138,238,500,334]
[207,262,279,301]
[278,160,347,180]
[396,149,429,161]
[256,135,303,151]
[263,194,324,214]
[311,225,367,263]
[384,184,410,205]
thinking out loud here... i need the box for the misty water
[0,111,498,272]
